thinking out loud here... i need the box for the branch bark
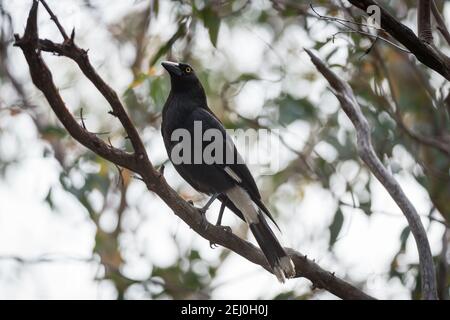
[348,0,450,81]
[305,49,438,300]
[418,0,434,43]
[437,229,448,300]
[13,0,375,300]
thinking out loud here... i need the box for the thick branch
[14,1,375,300]
[348,0,450,81]
[418,0,434,43]
[305,49,438,300]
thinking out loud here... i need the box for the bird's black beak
[162,61,182,76]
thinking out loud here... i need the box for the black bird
[161,61,295,282]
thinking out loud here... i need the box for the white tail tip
[274,256,295,283]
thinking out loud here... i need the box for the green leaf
[358,200,372,216]
[41,125,67,138]
[152,0,159,17]
[201,7,221,47]
[188,250,201,261]
[273,290,296,300]
[236,73,259,82]
[149,23,186,67]
[45,188,54,210]
[206,19,220,47]
[329,208,344,247]
[314,41,328,50]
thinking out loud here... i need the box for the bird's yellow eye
[185,67,192,73]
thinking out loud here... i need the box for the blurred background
[0,0,449,299]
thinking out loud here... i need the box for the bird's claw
[188,201,209,231]
[209,226,232,249]
[209,241,218,249]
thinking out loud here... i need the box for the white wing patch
[226,186,259,224]
[224,166,242,183]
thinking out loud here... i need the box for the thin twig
[310,4,411,54]
[80,107,86,129]
[431,0,450,46]
[330,30,411,53]
[39,0,68,40]
[310,4,382,31]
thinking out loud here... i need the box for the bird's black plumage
[161,61,295,282]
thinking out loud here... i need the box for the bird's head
[162,61,203,94]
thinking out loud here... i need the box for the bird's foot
[197,207,209,231]
[187,200,209,231]
[197,206,207,215]
[209,225,232,249]
[209,241,217,249]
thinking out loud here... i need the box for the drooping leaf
[329,207,344,247]
[199,6,221,47]
[44,187,54,210]
[149,23,186,67]
[358,200,372,216]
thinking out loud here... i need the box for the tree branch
[437,229,449,300]
[348,0,450,81]
[309,3,411,54]
[14,0,375,300]
[418,0,434,43]
[39,0,68,40]
[431,0,450,46]
[305,49,438,300]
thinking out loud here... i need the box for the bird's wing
[187,108,279,228]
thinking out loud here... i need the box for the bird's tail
[249,212,295,282]
[226,186,295,282]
